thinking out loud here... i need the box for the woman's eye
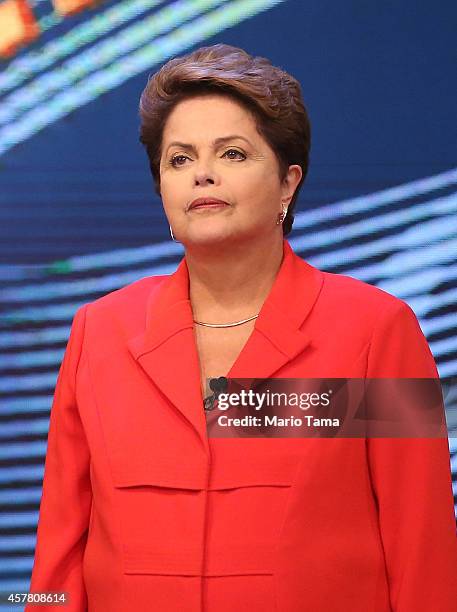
[170,154,188,167]
[223,149,246,160]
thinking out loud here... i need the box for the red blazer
[26,239,457,611]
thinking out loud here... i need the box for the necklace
[193,313,259,328]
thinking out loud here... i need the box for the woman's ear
[282,164,302,204]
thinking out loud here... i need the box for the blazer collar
[127,239,324,450]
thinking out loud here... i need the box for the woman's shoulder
[70,274,173,349]
[315,267,419,333]
[319,268,407,312]
[314,269,433,375]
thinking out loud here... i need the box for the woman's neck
[186,235,284,321]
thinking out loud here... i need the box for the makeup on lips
[188,197,231,211]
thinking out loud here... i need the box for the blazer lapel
[127,258,206,448]
[227,240,323,380]
[127,239,324,450]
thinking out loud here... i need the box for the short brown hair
[139,43,311,235]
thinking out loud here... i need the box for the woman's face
[159,93,302,249]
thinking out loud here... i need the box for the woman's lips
[188,198,230,210]
[191,203,228,210]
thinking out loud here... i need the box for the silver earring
[276,205,288,225]
[169,225,178,242]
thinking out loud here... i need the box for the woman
[26,44,457,611]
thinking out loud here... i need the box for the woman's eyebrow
[165,135,252,152]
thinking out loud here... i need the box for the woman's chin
[182,227,243,249]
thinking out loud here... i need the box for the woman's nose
[194,171,215,185]
[193,158,219,185]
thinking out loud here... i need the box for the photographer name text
[217,414,340,427]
